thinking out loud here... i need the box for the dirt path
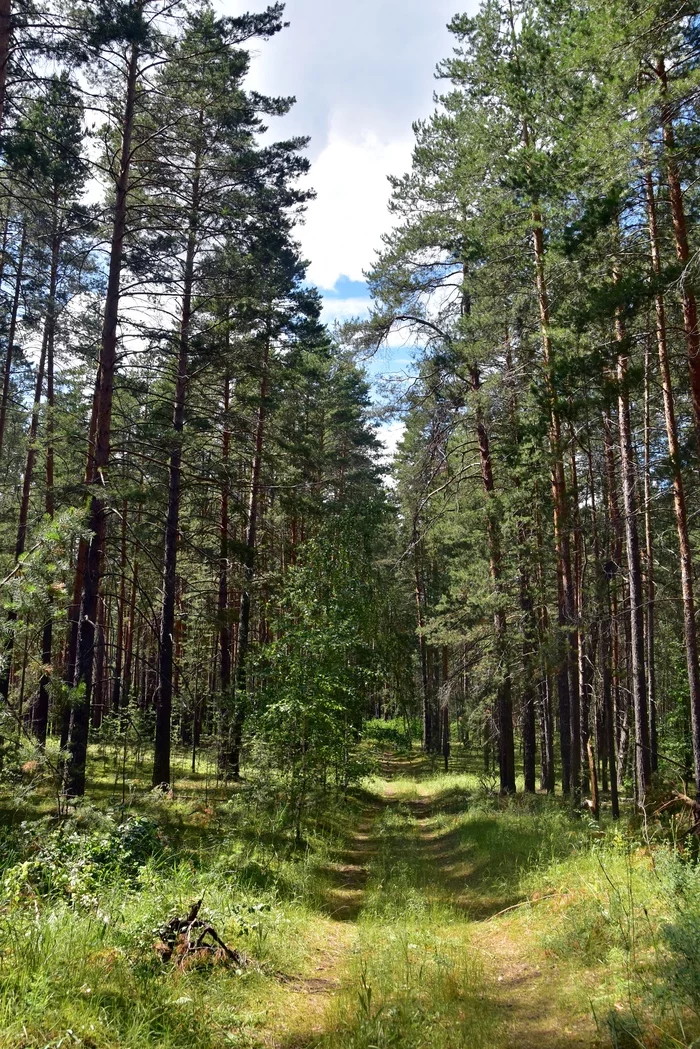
[265,778,602,1049]
[393,789,601,1049]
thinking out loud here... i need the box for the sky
[220,0,476,453]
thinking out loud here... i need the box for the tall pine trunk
[218,370,232,764]
[111,499,128,713]
[37,310,55,747]
[472,364,515,793]
[121,513,140,715]
[64,41,140,796]
[0,0,11,132]
[532,216,579,798]
[0,219,26,459]
[414,541,431,752]
[644,163,700,800]
[656,57,700,452]
[614,267,651,801]
[643,339,658,772]
[152,127,202,789]
[229,335,270,780]
[1,218,56,738]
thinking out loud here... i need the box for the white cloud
[376,420,406,465]
[216,0,480,347]
[217,0,474,294]
[320,294,372,326]
[300,126,413,290]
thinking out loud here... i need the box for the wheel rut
[267,780,601,1049]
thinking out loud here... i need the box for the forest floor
[260,758,602,1049]
[0,746,696,1048]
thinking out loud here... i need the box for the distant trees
[360,0,700,804]
[0,0,403,802]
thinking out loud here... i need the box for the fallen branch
[155,898,246,969]
[654,792,700,818]
[485,892,567,922]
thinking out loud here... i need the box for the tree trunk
[644,162,700,801]
[643,337,658,772]
[614,268,651,802]
[0,0,11,133]
[521,567,537,793]
[656,57,700,452]
[111,499,128,713]
[0,319,48,712]
[471,364,515,793]
[121,519,140,716]
[587,739,600,820]
[584,434,618,815]
[603,577,620,818]
[1,220,57,739]
[569,430,590,796]
[218,370,232,764]
[64,41,140,797]
[414,545,431,752]
[62,378,100,725]
[441,647,450,772]
[535,506,555,793]
[0,219,26,460]
[92,598,106,729]
[532,215,579,799]
[229,334,270,780]
[152,125,202,789]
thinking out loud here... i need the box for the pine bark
[218,370,232,761]
[614,270,651,800]
[152,125,202,789]
[535,507,555,793]
[121,524,140,715]
[0,219,26,460]
[228,335,270,780]
[35,224,57,747]
[64,41,140,796]
[644,163,700,801]
[441,646,450,772]
[532,216,579,798]
[0,219,56,735]
[656,57,700,451]
[471,364,515,793]
[414,544,431,753]
[111,499,128,713]
[584,435,617,813]
[0,0,11,133]
[520,568,537,793]
[0,321,48,710]
[643,338,658,772]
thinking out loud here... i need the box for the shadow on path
[276,781,601,1049]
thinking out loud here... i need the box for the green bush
[657,850,700,1017]
[1,812,163,907]
[362,719,415,752]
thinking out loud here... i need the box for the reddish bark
[644,163,700,801]
[65,41,140,796]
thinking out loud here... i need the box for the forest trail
[266,766,602,1049]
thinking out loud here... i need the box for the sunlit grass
[1,742,700,1048]
[317,798,500,1049]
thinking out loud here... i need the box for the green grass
[318,800,500,1049]
[1,741,699,1048]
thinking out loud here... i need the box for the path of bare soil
[264,771,602,1049]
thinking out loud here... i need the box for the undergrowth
[1,744,700,1048]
